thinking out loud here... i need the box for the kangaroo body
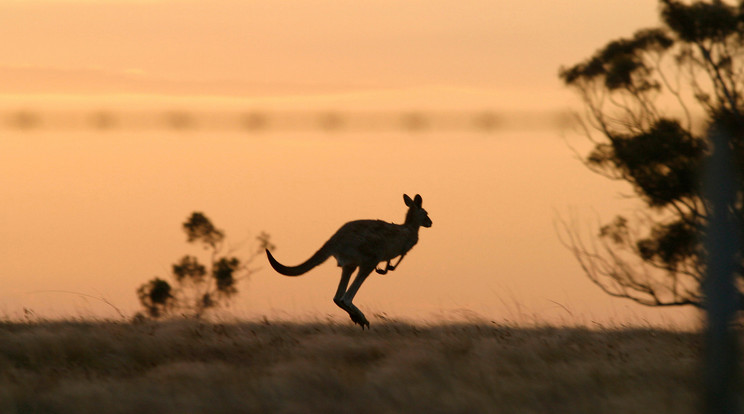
[268,219,419,273]
[266,194,432,328]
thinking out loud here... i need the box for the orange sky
[0,0,660,101]
[0,0,699,327]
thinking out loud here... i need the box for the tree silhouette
[136,212,274,318]
[559,0,744,309]
[136,278,174,318]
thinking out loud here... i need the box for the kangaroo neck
[400,221,421,244]
[401,219,421,232]
[403,210,422,230]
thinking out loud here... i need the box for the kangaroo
[265,194,432,329]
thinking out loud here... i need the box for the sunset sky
[0,0,659,104]
[0,0,696,326]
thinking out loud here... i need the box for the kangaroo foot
[340,301,369,329]
[349,309,370,329]
[334,298,370,329]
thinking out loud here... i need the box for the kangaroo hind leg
[341,265,375,329]
[333,265,356,312]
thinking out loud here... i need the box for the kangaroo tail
[265,246,331,277]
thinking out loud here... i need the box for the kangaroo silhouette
[266,194,432,328]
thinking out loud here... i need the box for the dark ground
[0,319,705,414]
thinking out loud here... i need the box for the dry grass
[0,318,706,414]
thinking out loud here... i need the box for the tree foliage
[136,212,274,319]
[559,0,744,309]
[136,278,174,318]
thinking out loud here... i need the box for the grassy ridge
[0,320,702,414]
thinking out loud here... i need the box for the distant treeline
[0,110,573,133]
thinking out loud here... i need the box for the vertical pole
[703,123,740,414]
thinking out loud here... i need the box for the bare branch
[555,211,704,309]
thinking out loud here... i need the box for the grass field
[0,318,706,414]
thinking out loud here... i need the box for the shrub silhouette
[137,212,273,319]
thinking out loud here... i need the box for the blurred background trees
[136,212,274,319]
[559,0,744,310]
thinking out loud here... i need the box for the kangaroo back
[265,245,331,277]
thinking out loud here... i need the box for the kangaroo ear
[403,194,413,206]
[414,194,422,207]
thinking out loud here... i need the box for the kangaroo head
[403,194,432,228]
